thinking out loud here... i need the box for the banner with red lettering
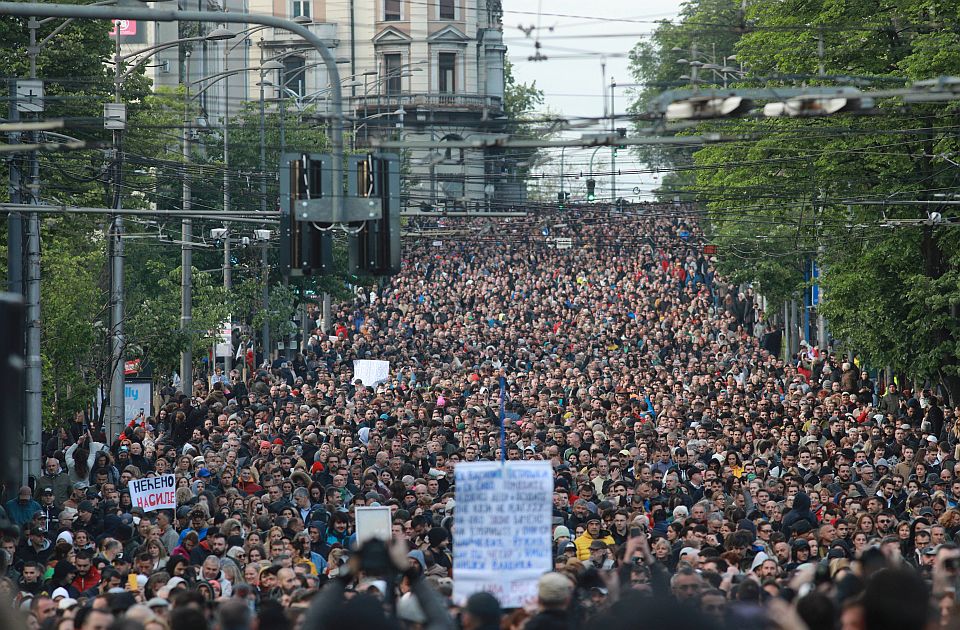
[129,474,177,512]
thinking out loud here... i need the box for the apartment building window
[383,53,402,95]
[384,0,401,21]
[292,0,310,19]
[439,0,455,19]
[438,52,456,93]
[283,56,306,96]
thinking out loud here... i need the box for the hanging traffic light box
[346,154,401,276]
[280,153,334,277]
[279,152,401,277]
[586,178,596,202]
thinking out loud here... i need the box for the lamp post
[106,27,234,437]
[219,33,233,374]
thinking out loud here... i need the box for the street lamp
[105,28,234,440]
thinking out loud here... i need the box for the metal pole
[261,240,270,364]
[180,55,193,396]
[23,20,41,482]
[610,78,616,205]
[258,45,270,366]
[108,27,125,445]
[559,146,565,197]
[321,292,330,334]
[222,41,232,375]
[783,300,790,361]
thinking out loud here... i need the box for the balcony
[353,92,504,114]
[266,22,338,48]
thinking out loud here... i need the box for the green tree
[627,0,744,201]
[126,262,229,380]
[683,0,960,399]
[501,57,546,198]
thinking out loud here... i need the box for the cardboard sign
[128,474,176,512]
[453,462,553,608]
[355,506,393,546]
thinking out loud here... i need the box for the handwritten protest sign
[128,474,176,512]
[453,461,553,608]
[353,360,390,387]
[355,506,393,545]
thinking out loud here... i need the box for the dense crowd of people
[0,205,956,630]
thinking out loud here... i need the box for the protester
[1,206,955,628]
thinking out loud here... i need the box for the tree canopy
[629,0,960,400]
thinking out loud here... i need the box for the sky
[501,1,684,200]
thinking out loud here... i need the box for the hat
[538,573,574,606]
[750,551,770,572]
[923,546,938,556]
[78,500,95,513]
[273,438,284,445]
[57,598,78,611]
[41,487,54,495]
[197,468,212,478]
[679,546,699,559]
[51,587,70,600]
[875,458,891,469]
[166,577,187,589]
[192,455,205,465]
[427,527,448,547]
[562,542,576,552]
[146,598,170,609]
[397,592,426,624]
[464,592,501,624]
[553,526,571,541]
[585,516,601,524]
[927,435,938,444]
[589,540,607,551]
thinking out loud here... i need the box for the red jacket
[72,566,101,593]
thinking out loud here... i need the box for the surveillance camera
[210,228,228,240]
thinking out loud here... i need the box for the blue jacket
[5,498,41,526]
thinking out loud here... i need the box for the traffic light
[616,127,627,149]
[586,178,596,202]
[557,191,569,208]
[280,154,333,276]
[347,154,401,276]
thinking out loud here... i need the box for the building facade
[242,0,511,211]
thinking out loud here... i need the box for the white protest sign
[355,506,393,545]
[124,381,152,423]
[128,474,177,512]
[353,359,390,387]
[453,461,553,608]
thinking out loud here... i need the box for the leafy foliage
[634,0,960,399]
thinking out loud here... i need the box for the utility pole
[107,28,127,444]
[258,40,270,363]
[610,77,617,205]
[22,20,43,482]
[221,39,232,375]
[180,52,193,395]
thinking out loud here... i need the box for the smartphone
[128,574,139,591]
[630,527,644,538]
